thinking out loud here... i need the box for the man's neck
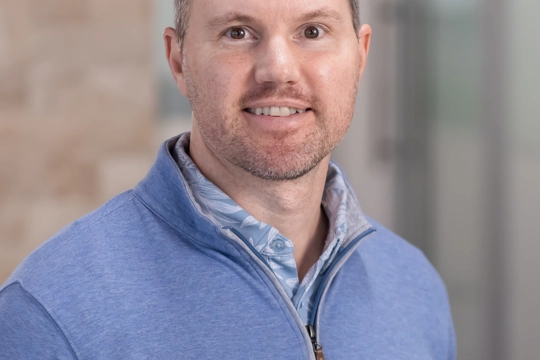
[189,127,330,281]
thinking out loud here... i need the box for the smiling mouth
[244,106,312,117]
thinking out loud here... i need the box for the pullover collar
[173,133,372,297]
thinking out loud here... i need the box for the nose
[253,36,301,86]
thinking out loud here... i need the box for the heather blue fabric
[173,132,369,324]
[0,137,456,360]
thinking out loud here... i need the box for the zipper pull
[306,325,326,360]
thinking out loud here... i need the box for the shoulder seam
[1,282,80,360]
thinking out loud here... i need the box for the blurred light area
[0,1,538,359]
[335,0,539,359]
[0,1,158,285]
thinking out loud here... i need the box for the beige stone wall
[0,0,157,283]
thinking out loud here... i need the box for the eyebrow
[296,8,344,24]
[205,12,257,32]
[205,8,344,32]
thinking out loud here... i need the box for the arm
[0,282,77,360]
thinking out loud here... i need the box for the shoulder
[0,282,77,359]
[351,218,456,357]
[356,217,451,312]
[363,217,442,280]
[2,190,149,289]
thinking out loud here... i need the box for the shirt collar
[174,132,371,253]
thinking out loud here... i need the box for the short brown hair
[174,0,361,47]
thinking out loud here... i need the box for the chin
[233,149,328,182]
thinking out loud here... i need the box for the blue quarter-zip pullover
[0,137,456,359]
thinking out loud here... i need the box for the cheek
[309,49,359,90]
[198,54,252,106]
[310,57,359,112]
[306,53,359,140]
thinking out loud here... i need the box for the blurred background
[0,0,538,359]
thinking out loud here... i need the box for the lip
[243,99,312,111]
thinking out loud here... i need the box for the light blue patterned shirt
[174,133,370,324]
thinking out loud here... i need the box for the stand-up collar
[134,134,372,256]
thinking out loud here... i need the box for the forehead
[189,0,352,26]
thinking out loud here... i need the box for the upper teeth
[247,107,307,117]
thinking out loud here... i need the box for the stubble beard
[184,69,359,182]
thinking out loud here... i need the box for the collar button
[271,239,286,251]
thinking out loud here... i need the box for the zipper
[225,225,376,360]
[224,226,316,360]
[306,325,326,360]
[306,227,376,356]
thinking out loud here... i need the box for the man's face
[174,0,370,181]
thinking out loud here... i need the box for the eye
[303,25,325,39]
[225,27,253,40]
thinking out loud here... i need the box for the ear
[357,24,372,80]
[163,27,189,97]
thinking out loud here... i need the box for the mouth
[243,106,312,117]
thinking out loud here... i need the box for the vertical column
[394,0,433,255]
[481,0,509,359]
[506,0,540,359]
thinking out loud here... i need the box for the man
[0,0,455,358]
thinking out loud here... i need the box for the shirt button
[272,239,286,251]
